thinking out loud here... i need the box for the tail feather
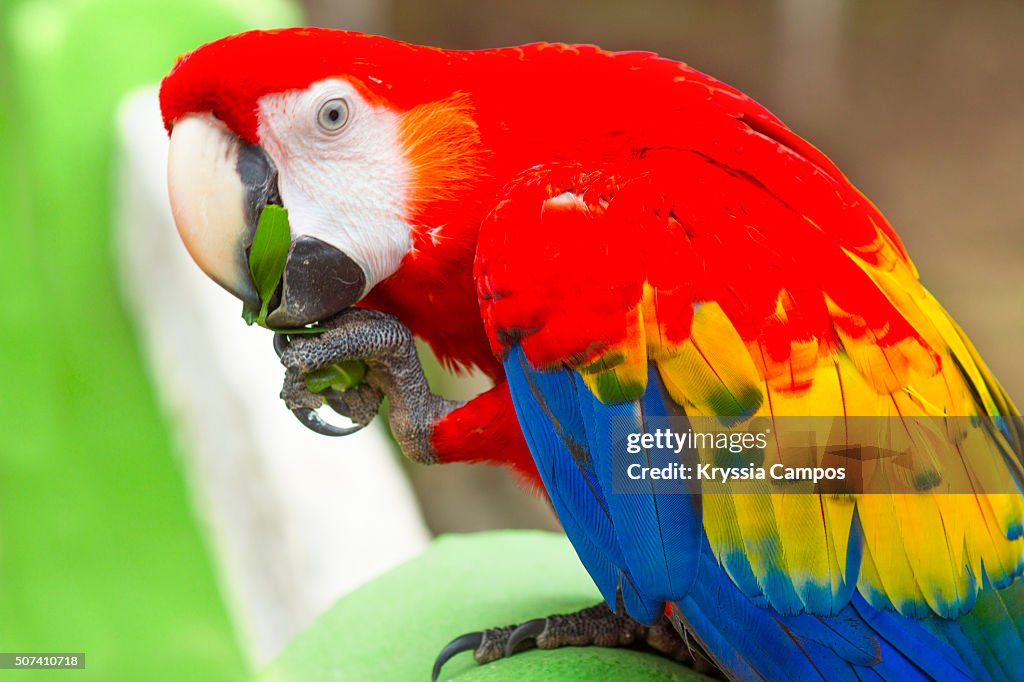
[673,549,983,681]
[674,551,863,681]
[922,577,1024,682]
[850,594,979,681]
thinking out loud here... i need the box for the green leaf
[248,205,292,326]
[304,360,368,393]
[241,302,258,326]
[243,205,336,335]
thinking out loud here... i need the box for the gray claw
[432,632,483,682]
[273,332,290,359]
[291,407,366,436]
[504,618,545,657]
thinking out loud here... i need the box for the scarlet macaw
[160,28,1024,681]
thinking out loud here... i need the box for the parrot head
[160,28,485,328]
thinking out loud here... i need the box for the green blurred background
[1,1,1021,680]
[1,2,297,680]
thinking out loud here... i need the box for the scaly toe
[504,618,545,657]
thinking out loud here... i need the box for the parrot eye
[316,98,350,132]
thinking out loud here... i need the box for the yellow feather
[891,493,970,617]
[774,492,832,611]
[657,302,763,417]
[823,495,857,589]
[702,490,759,594]
[857,493,931,617]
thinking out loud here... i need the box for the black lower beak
[265,236,367,328]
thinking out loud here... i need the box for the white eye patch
[256,78,413,288]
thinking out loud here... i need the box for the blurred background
[1,0,1022,680]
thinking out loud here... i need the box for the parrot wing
[475,129,1024,679]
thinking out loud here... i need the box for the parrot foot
[431,596,720,681]
[276,308,463,463]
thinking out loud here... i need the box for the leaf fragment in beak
[247,204,292,326]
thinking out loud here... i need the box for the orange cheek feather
[398,93,488,235]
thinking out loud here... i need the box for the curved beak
[168,114,265,307]
[167,114,367,327]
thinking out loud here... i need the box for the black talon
[505,618,545,657]
[291,407,365,436]
[273,332,290,359]
[432,632,483,682]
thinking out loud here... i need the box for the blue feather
[675,551,835,681]
[505,348,622,605]
[575,365,704,608]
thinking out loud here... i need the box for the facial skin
[255,78,414,292]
